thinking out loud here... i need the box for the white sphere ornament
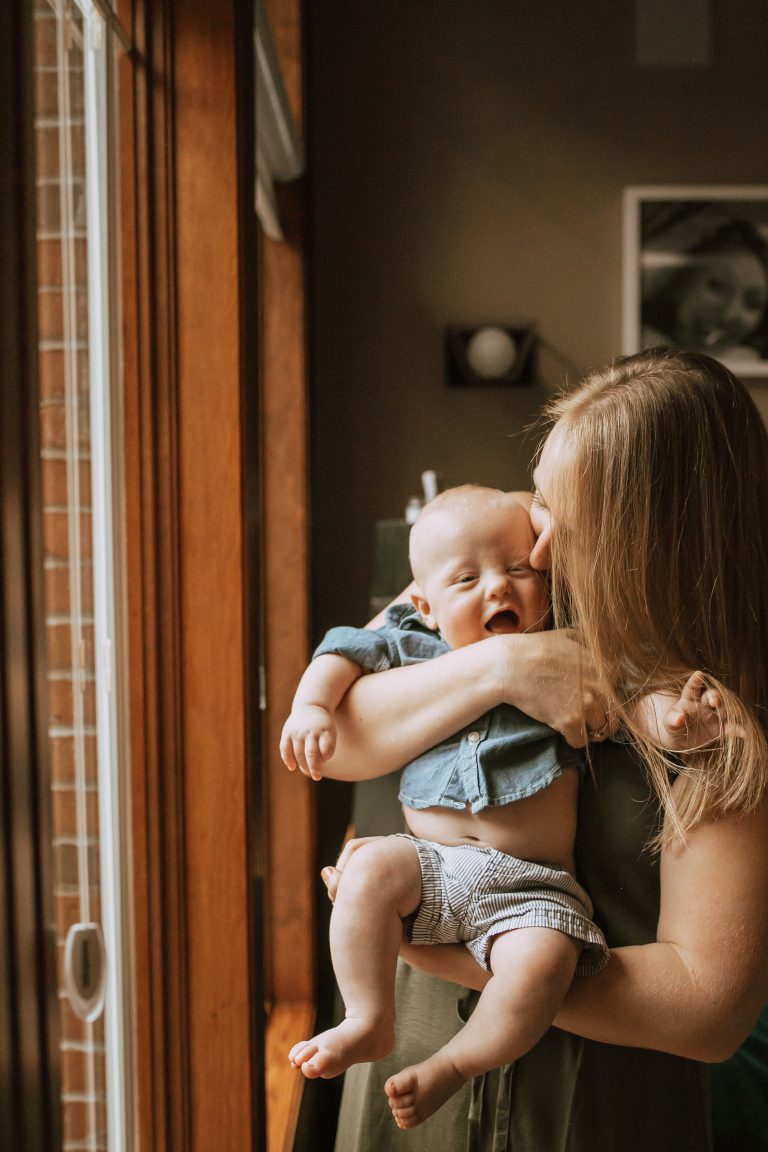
[465,326,518,379]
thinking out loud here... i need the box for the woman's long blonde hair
[543,348,768,845]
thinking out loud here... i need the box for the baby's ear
[411,589,439,631]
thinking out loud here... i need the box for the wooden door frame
[122,0,263,1148]
[0,2,267,1147]
[257,1,318,1147]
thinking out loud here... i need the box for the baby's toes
[392,1104,418,1129]
[288,1040,317,1068]
[299,1055,324,1080]
[386,1069,413,1092]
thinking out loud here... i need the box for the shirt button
[467,731,480,743]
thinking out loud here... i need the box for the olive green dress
[334,742,712,1152]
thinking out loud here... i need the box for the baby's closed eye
[507,564,537,578]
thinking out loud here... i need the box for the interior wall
[308,1,768,632]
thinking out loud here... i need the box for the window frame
[121,1,264,1148]
[1,1,272,1147]
[258,3,316,1150]
[0,2,62,1149]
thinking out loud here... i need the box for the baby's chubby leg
[386,926,581,1128]
[289,836,423,1079]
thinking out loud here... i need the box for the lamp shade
[445,324,538,386]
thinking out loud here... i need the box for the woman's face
[529,427,560,571]
[673,248,768,353]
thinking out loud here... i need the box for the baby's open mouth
[485,609,520,634]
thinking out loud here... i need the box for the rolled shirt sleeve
[312,625,394,673]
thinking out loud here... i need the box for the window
[34,1,131,1147]
[11,2,264,1147]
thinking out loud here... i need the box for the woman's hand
[323,626,609,781]
[399,941,490,992]
[495,630,610,747]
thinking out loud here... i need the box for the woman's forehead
[533,425,567,495]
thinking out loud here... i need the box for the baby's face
[412,497,549,649]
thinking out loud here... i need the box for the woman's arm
[393,791,768,1060]
[553,788,768,1061]
[324,629,608,781]
[398,941,489,991]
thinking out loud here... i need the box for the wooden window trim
[121,1,262,1148]
[121,2,191,1143]
[2,1,276,1149]
[259,2,316,1149]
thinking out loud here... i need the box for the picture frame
[623,186,768,377]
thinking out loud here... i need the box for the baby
[280,485,720,1129]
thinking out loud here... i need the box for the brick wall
[34,1,108,1148]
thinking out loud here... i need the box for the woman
[321,349,768,1151]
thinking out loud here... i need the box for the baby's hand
[662,671,722,751]
[280,705,337,781]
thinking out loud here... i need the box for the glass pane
[34,1,129,1149]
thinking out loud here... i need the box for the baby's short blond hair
[408,485,527,585]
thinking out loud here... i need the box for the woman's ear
[411,589,439,631]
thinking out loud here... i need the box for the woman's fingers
[499,631,610,748]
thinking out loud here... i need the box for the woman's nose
[529,526,551,571]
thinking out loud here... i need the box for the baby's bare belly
[404,768,578,871]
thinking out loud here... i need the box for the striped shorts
[399,834,609,976]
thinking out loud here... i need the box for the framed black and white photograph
[623,186,768,377]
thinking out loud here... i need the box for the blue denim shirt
[313,604,583,814]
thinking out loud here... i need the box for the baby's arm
[280,654,363,781]
[633,671,723,752]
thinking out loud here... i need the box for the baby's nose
[487,572,512,596]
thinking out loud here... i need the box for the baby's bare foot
[384,1049,466,1128]
[288,1016,394,1080]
